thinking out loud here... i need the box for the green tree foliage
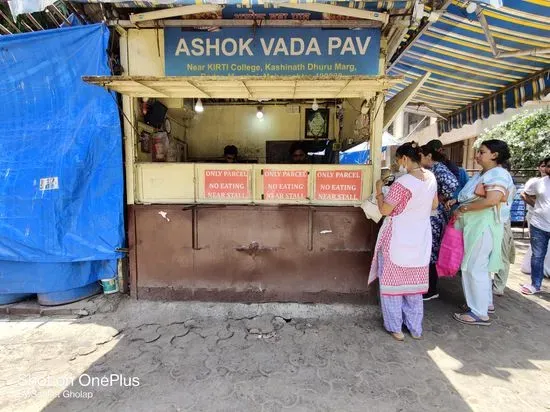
[478,109,550,169]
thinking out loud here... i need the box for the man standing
[521,157,550,295]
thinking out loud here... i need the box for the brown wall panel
[133,204,378,303]
[135,205,194,288]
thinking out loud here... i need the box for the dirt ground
[1,239,549,412]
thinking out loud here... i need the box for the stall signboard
[165,28,381,76]
[314,170,362,201]
[204,169,250,199]
[263,169,309,200]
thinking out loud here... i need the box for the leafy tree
[477,109,550,169]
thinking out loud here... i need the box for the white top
[524,177,540,222]
[500,183,517,223]
[389,171,437,267]
[524,176,550,232]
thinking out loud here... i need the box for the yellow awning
[82,75,401,99]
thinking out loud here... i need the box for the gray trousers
[493,221,516,294]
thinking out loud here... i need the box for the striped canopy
[386,0,550,133]
[6,0,548,133]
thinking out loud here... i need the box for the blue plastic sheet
[0,24,124,293]
[339,132,399,165]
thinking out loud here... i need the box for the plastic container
[37,282,102,306]
[0,293,34,305]
[100,278,119,294]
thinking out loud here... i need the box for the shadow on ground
[1,245,549,412]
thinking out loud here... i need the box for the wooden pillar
[370,35,388,192]
[393,110,405,139]
[120,33,136,205]
[371,92,385,192]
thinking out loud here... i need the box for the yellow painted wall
[168,104,337,162]
[134,163,373,205]
[123,28,387,199]
[127,29,164,76]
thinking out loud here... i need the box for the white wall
[409,100,550,146]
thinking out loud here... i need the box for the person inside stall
[223,145,239,163]
[289,142,309,164]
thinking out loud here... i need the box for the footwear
[453,311,491,326]
[492,286,504,297]
[422,293,439,301]
[521,284,541,295]
[458,303,469,312]
[411,334,423,340]
[390,332,405,341]
[459,303,493,314]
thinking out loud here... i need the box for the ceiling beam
[388,0,452,70]
[186,81,211,98]
[384,72,431,129]
[63,1,87,25]
[133,80,169,98]
[130,5,221,24]
[51,4,71,26]
[336,79,353,98]
[0,10,20,33]
[0,23,11,35]
[240,81,252,99]
[277,3,389,24]
[109,19,381,29]
[20,20,34,32]
[497,47,550,59]
[475,6,499,57]
[45,9,61,27]
[26,13,44,31]
[404,105,447,119]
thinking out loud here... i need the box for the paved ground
[1,239,549,412]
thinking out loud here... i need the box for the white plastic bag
[360,186,389,223]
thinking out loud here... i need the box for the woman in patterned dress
[369,142,438,341]
[420,144,459,301]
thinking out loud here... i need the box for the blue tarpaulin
[0,24,124,294]
[339,132,400,165]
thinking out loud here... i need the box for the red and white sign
[263,169,309,200]
[314,170,363,201]
[204,169,250,199]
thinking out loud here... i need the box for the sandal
[390,331,405,341]
[459,303,494,314]
[521,284,541,295]
[453,311,491,326]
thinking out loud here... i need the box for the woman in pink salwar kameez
[369,142,438,341]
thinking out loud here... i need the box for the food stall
[84,10,404,303]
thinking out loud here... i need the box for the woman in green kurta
[447,140,513,326]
